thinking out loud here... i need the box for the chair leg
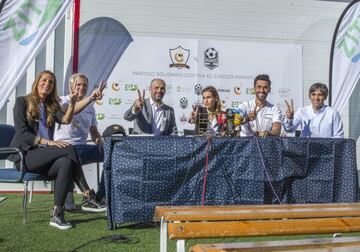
[29,181,34,203]
[23,181,29,224]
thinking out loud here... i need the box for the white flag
[0,0,71,109]
[330,0,360,113]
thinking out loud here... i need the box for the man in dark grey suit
[124,78,177,135]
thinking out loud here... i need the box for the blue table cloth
[103,136,358,229]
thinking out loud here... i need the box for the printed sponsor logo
[194,83,202,95]
[204,47,219,70]
[218,88,230,93]
[2,0,62,46]
[169,46,190,69]
[96,113,105,120]
[337,14,360,63]
[108,98,122,105]
[179,114,188,124]
[111,82,120,91]
[234,86,241,95]
[180,97,188,109]
[231,101,242,108]
[125,84,138,91]
[245,88,255,95]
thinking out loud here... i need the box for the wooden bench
[153,203,360,252]
[190,236,360,252]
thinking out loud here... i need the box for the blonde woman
[9,70,105,230]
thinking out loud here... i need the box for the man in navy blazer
[124,78,177,135]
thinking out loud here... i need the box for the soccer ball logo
[194,84,202,95]
[204,47,219,70]
[180,97,188,109]
[205,48,217,59]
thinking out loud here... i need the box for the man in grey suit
[124,78,177,135]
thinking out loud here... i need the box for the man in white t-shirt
[54,73,106,210]
[239,74,282,137]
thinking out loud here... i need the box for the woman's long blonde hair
[25,70,61,127]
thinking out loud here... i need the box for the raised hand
[188,105,199,124]
[90,80,107,101]
[247,106,257,122]
[134,89,145,112]
[69,83,78,106]
[285,99,294,119]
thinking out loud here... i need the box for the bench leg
[160,217,168,252]
[176,240,185,252]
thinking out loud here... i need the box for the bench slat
[154,203,360,221]
[190,237,360,252]
[168,217,360,239]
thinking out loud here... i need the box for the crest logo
[169,46,190,69]
[204,47,219,70]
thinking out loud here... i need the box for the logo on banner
[179,114,188,124]
[234,86,242,95]
[245,88,255,95]
[338,15,360,63]
[176,86,191,92]
[218,88,230,93]
[111,82,120,91]
[204,47,219,70]
[180,97,188,109]
[194,84,202,95]
[125,84,138,91]
[95,99,104,105]
[96,113,105,120]
[231,101,242,108]
[221,100,227,109]
[108,98,122,105]
[169,46,190,69]
[2,0,62,45]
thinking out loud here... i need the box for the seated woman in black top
[9,70,105,230]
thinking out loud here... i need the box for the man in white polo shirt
[239,74,282,137]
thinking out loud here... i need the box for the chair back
[0,124,15,159]
[0,124,15,147]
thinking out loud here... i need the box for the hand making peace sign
[285,99,294,119]
[89,80,107,101]
[188,105,199,124]
[134,89,145,113]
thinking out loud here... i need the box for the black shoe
[81,190,107,213]
[49,206,72,230]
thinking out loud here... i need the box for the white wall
[1,0,355,191]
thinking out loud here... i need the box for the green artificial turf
[1,193,360,252]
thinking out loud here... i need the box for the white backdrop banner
[95,36,303,135]
[330,0,360,113]
[0,0,71,109]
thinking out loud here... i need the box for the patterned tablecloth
[103,136,359,229]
